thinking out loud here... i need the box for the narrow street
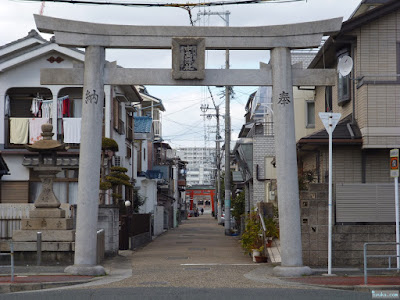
[100,214,272,289]
[0,215,370,300]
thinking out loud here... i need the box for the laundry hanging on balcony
[30,95,43,117]
[62,118,81,144]
[9,118,29,144]
[29,118,50,144]
[57,95,70,118]
[41,100,52,119]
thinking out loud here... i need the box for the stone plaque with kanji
[172,37,205,80]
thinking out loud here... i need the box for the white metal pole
[396,175,399,269]
[328,114,333,275]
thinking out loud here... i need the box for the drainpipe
[351,42,356,125]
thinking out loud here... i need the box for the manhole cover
[188,247,206,251]
[139,281,169,286]
[176,241,192,244]
[166,256,189,260]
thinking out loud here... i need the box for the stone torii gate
[34,14,342,276]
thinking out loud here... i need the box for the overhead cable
[19,0,306,8]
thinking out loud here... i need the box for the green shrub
[240,211,263,255]
[102,137,119,151]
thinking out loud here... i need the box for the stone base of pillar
[65,264,106,276]
[273,265,313,277]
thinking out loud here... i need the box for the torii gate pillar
[271,48,312,276]
[65,46,106,276]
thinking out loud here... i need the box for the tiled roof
[134,116,153,133]
[0,29,46,51]
[0,29,84,65]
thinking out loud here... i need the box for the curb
[283,281,400,292]
[0,278,95,294]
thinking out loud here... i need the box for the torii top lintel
[34,14,342,50]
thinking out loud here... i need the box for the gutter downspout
[351,42,356,125]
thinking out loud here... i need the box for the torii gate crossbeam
[34,14,342,277]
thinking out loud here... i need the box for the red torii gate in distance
[186,186,215,214]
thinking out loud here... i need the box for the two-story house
[0,30,145,256]
[297,0,400,267]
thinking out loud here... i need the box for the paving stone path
[91,214,299,289]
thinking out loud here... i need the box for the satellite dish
[337,55,353,77]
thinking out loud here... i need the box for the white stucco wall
[1,156,29,181]
[153,205,164,236]
[293,87,316,142]
[137,177,157,214]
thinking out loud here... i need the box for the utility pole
[197,10,230,232]
[216,106,221,222]
[223,12,232,236]
[206,87,222,222]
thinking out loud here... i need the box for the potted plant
[264,217,279,247]
[253,245,268,263]
[240,211,264,261]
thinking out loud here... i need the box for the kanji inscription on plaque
[180,45,197,71]
[172,37,205,80]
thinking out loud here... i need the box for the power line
[21,0,305,8]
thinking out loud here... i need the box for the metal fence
[364,242,400,285]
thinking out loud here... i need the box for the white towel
[29,118,50,144]
[63,118,81,144]
[10,118,29,144]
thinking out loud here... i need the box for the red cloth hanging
[62,97,70,117]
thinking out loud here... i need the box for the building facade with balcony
[0,30,144,207]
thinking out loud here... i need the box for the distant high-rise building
[177,147,216,186]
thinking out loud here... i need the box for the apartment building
[177,147,216,186]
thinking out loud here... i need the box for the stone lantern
[25,123,66,215]
[12,123,75,263]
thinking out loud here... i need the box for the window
[305,101,315,128]
[113,98,123,134]
[126,112,133,141]
[325,86,332,112]
[337,52,351,105]
[126,145,132,159]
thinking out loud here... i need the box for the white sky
[2,0,362,148]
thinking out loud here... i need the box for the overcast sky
[2,0,362,148]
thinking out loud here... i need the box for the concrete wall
[153,205,164,236]
[97,206,119,257]
[301,183,396,267]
